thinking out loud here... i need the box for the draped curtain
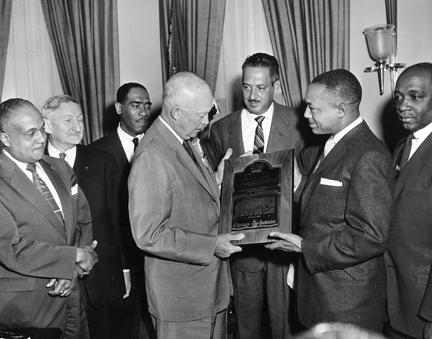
[0,0,12,97]
[159,0,226,92]
[262,0,350,109]
[40,0,120,143]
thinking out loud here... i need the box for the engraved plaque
[219,150,293,245]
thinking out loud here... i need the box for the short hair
[162,72,211,111]
[0,98,38,132]
[242,53,280,82]
[116,82,148,104]
[311,69,362,103]
[399,62,432,83]
[41,95,80,118]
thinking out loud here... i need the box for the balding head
[161,72,213,140]
[0,98,46,163]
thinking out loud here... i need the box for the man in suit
[386,62,432,339]
[89,82,153,337]
[202,52,303,339]
[128,71,244,339]
[42,95,127,339]
[266,69,394,332]
[0,98,97,336]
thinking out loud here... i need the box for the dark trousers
[231,259,291,339]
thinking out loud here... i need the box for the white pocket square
[320,178,343,187]
[71,184,79,195]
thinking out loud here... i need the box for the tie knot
[132,137,139,150]
[255,116,265,125]
[59,153,66,160]
[26,163,37,173]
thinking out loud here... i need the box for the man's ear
[43,119,53,134]
[0,132,10,147]
[273,79,281,93]
[170,107,180,121]
[114,102,122,116]
[337,103,346,117]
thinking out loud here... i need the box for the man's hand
[46,270,77,298]
[424,322,432,339]
[215,148,232,186]
[265,232,303,253]
[214,232,244,259]
[76,240,98,273]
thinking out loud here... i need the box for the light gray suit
[128,118,231,335]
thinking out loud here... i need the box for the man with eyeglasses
[202,52,303,339]
[266,69,393,333]
[90,82,154,338]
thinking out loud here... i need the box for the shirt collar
[243,102,274,123]
[333,116,363,144]
[3,149,41,173]
[158,116,184,144]
[117,124,144,142]
[413,121,432,142]
[47,142,76,167]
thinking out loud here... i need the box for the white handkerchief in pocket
[71,184,79,196]
[320,177,343,187]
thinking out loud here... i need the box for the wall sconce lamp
[363,24,405,95]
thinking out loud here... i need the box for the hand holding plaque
[219,149,294,245]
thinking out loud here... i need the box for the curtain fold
[40,0,120,143]
[262,0,349,109]
[159,0,226,92]
[0,0,13,98]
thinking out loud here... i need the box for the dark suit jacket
[128,118,231,321]
[387,132,432,337]
[296,121,394,331]
[0,152,92,329]
[202,102,303,272]
[71,145,125,309]
[90,131,144,274]
[203,102,303,171]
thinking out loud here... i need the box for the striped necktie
[253,116,265,154]
[26,163,64,225]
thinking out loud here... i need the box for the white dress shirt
[117,125,144,162]
[241,103,274,154]
[47,143,76,168]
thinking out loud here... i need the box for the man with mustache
[202,53,303,339]
[386,62,432,339]
[90,83,154,338]
[43,95,125,339]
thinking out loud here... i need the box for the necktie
[26,163,64,225]
[253,116,265,154]
[398,133,415,170]
[183,140,204,176]
[59,152,66,160]
[314,136,336,172]
[132,137,139,151]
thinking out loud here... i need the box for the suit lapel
[109,132,129,170]
[229,111,245,156]
[0,153,68,240]
[267,102,289,152]
[394,132,432,198]
[40,159,70,241]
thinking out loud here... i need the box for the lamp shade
[363,24,395,62]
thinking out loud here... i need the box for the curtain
[214,0,276,116]
[262,0,350,109]
[159,0,226,92]
[40,0,120,143]
[2,0,63,108]
[0,0,12,97]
